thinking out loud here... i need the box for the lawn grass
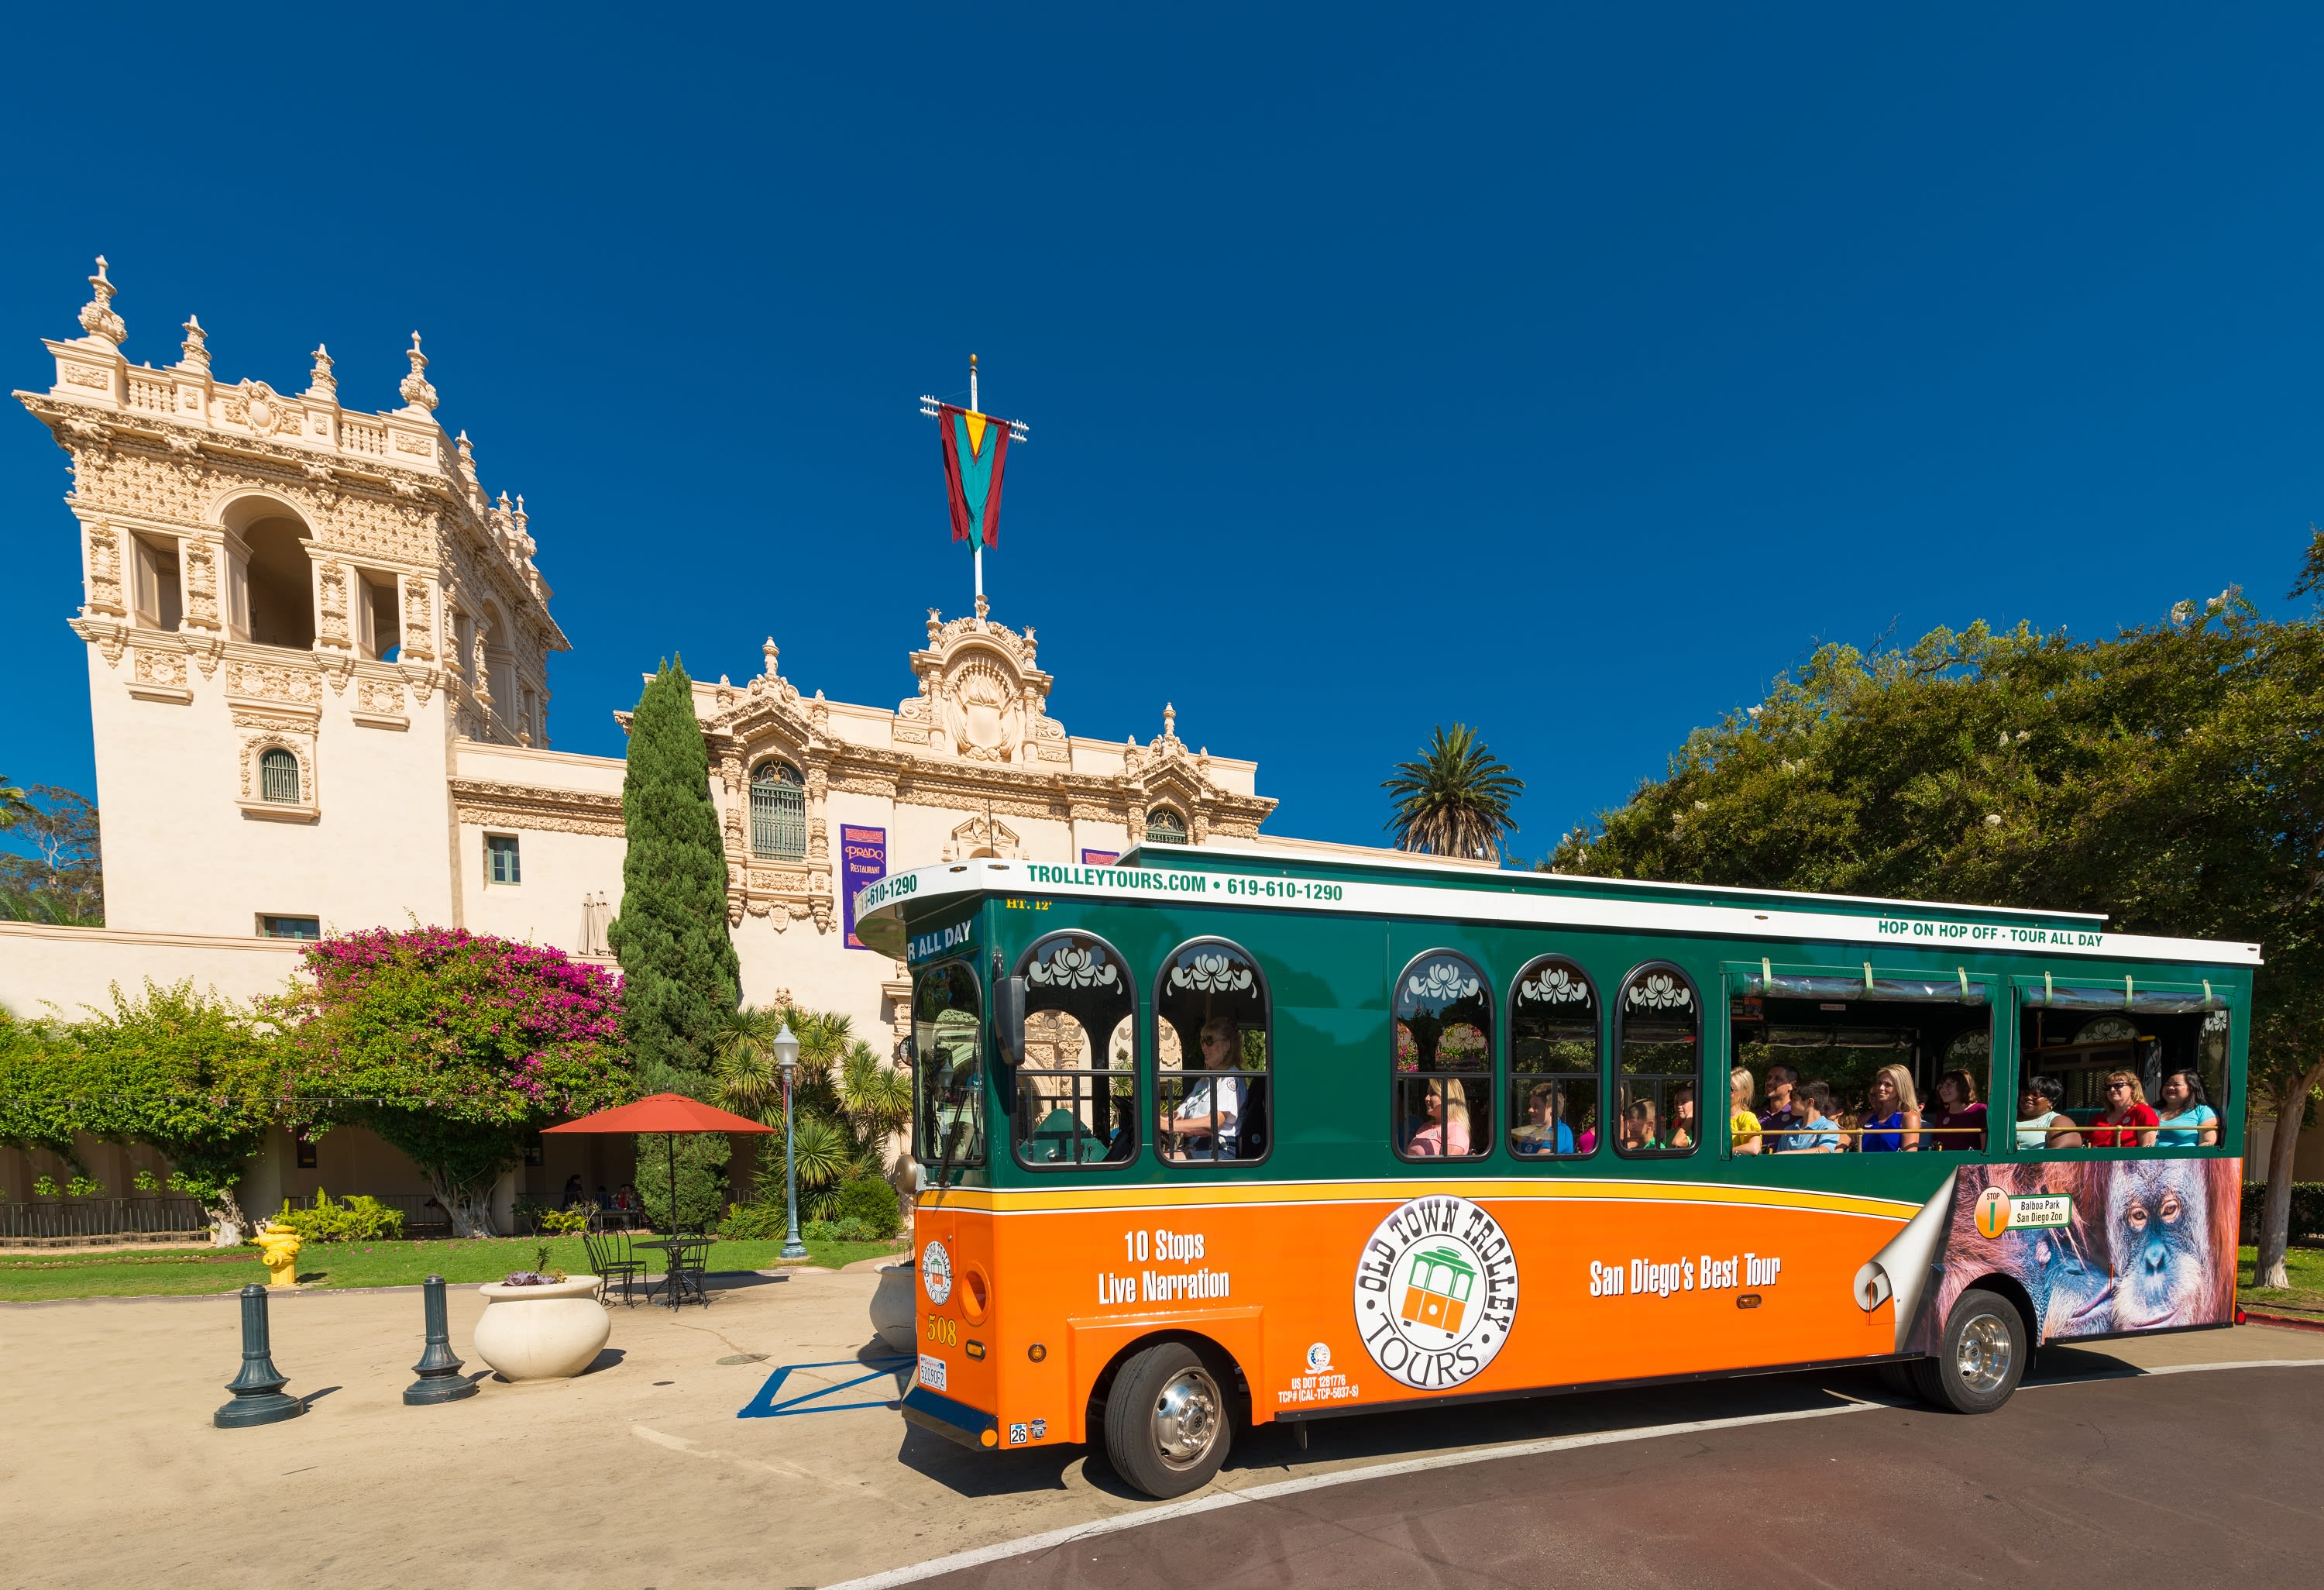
[0,1233,908,1302]
[2239,1242,2324,1316]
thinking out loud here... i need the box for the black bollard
[404,1275,477,1405]
[214,1283,304,1428]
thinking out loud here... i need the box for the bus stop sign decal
[1353,1195,1520,1392]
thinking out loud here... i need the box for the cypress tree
[609,657,740,1090]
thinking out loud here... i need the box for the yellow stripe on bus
[916,1178,1917,1223]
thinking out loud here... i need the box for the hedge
[2240,1182,2324,1242]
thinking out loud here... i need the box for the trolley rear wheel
[1102,1340,1231,1499]
[1909,1286,2027,1414]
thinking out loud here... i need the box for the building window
[750,760,807,859]
[260,915,320,940]
[486,833,521,885]
[294,1134,318,1170]
[1145,807,1188,845]
[1392,951,1494,1161]
[259,748,301,804]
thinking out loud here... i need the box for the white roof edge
[1137,838,2108,924]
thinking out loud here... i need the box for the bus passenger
[1729,1069,1762,1155]
[2016,1075,2082,1150]
[1513,1083,1576,1155]
[1779,1081,1842,1152]
[1758,1065,1800,1135]
[1408,1080,1473,1156]
[1667,1086,1697,1150]
[1159,1017,1243,1160]
[1926,1069,1987,1152]
[2154,1069,2219,1147]
[2087,1070,2160,1148]
[1617,1096,1661,1151]
[1860,1065,1920,1152]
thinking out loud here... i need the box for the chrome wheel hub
[1956,1313,2013,1395]
[1151,1367,1222,1467]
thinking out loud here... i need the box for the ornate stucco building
[2,260,1279,1074]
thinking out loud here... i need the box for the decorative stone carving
[449,780,624,838]
[78,257,125,347]
[84,521,124,615]
[398,332,438,412]
[227,656,324,706]
[178,314,210,373]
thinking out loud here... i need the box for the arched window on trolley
[1616,962,1700,1158]
[1508,955,1599,1158]
[1391,950,1493,1161]
[1011,930,1139,1168]
[1153,938,1270,1165]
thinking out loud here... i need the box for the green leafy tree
[1552,593,2324,1286]
[715,1005,908,1221]
[73,982,283,1244]
[276,928,631,1237]
[609,659,739,1092]
[1384,724,1524,862]
[0,783,99,925]
[0,1007,84,1184]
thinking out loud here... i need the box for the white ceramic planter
[870,1265,916,1354]
[472,1276,610,1381]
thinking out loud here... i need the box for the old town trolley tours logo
[1352,1194,1519,1391]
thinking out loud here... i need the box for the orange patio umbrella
[544,1093,774,1234]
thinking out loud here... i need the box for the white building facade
[2,263,1284,1213]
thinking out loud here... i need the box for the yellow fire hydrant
[256,1223,303,1289]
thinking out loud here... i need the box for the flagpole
[970,355,982,609]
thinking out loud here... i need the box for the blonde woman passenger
[1408,1078,1473,1156]
[1729,1068,1762,1155]
[1859,1064,1921,1153]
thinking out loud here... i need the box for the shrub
[834,1175,901,1237]
[538,1206,593,1237]
[269,1188,407,1244]
[2240,1182,2324,1243]
[66,1175,104,1198]
[717,1202,789,1241]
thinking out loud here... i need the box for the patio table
[634,1236,715,1308]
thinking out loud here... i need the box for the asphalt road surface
[909,1360,2324,1590]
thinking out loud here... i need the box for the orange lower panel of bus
[903,1161,2239,1451]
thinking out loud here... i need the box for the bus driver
[1160,1017,1243,1160]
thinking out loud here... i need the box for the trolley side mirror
[994,975,1027,1072]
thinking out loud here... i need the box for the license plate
[918,1353,947,1392]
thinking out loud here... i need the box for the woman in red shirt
[2086,1070,2159,1148]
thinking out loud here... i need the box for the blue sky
[5,6,2321,861]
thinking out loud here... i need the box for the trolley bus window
[1155,938,1270,1164]
[1617,964,1700,1158]
[1389,952,1492,1159]
[913,961,985,1172]
[1013,931,1138,1167]
[1508,956,1598,1158]
[1731,970,1991,1151]
[2020,983,2231,1152]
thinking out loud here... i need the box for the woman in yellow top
[1729,1066,1762,1155]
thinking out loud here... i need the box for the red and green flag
[936,404,1009,549]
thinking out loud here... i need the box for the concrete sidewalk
[3,1276,2317,1589]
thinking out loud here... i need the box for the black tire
[1875,1361,1917,1398]
[1102,1340,1231,1499]
[1911,1286,2027,1414]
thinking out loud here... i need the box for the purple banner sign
[842,825,887,950]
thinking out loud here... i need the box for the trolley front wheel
[1102,1340,1231,1498]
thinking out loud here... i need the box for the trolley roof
[852,840,2260,968]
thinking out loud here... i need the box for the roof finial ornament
[177,313,210,373]
[762,636,780,677]
[398,330,438,411]
[455,428,476,477]
[1164,701,1177,741]
[78,256,125,347]
[306,343,336,399]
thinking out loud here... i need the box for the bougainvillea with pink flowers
[276,928,631,1236]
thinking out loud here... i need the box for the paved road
[911,1360,2324,1590]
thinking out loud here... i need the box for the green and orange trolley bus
[852,841,2255,1498]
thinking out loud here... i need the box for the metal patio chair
[583,1220,645,1307]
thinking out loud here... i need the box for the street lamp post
[775,1020,806,1260]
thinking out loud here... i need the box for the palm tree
[1383,724,1525,861]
